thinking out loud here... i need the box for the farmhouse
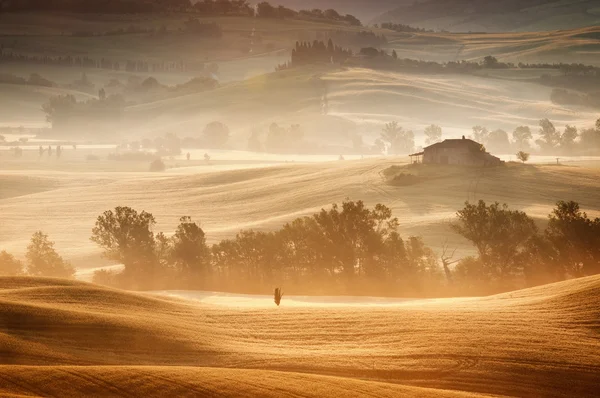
[410,136,503,166]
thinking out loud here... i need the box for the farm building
[410,136,503,166]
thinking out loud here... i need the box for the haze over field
[1,0,599,396]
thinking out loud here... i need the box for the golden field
[0,275,598,397]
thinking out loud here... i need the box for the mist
[1,1,599,397]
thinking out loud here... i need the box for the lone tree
[26,232,75,278]
[0,251,25,276]
[274,287,283,306]
[516,151,530,163]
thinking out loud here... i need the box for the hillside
[374,0,600,32]
[270,0,409,22]
[123,65,597,141]
[0,275,599,396]
[1,158,599,271]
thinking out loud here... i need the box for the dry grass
[0,275,598,396]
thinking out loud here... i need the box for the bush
[107,151,157,161]
[92,269,120,287]
[390,172,419,186]
[86,154,100,161]
[149,158,166,171]
[516,151,530,163]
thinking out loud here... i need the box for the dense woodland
[1,199,598,297]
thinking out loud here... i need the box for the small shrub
[108,151,157,161]
[390,172,419,186]
[92,269,120,287]
[149,158,166,172]
[516,151,530,163]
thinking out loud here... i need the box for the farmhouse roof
[424,138,485,152]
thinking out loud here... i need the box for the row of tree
[89,202,440,294]
[378,22,433,33]
[376,118,600,155]
[2,200,597,297]
[277,40,353,70]
[452,200,600,293]
[0,51,203,73]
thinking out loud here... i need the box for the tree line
[0,50,206,74]
[1,0,362,26]
[277,39,353,70]
[378,22,433,33]
[375,118,600,156]
[452,200,600,293]
[1,200,597,296]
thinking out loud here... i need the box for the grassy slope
[1,158,599,266]
[0,275,598,396]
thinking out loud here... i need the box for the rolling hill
[269,0,410,22]
[0,275,599,396]
[1,157,599,272]
[374,0,600,32]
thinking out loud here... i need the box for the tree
[471,125,489,144]
[98,88,106,101]
[373,138,386,154]
[274,287,283,306]
[42,94,77,130]
[486,129,511,153]
[513,126,532,149]
[452,201,538,284]
[544,201,600,276]
[381,122,414,154]
[536,118,560,152]
[516,151,530,163]
[482,55,499,68]
[247,130,263,152]
[170,216,210,283]
[0,251,25,276]
[392,50,398,60]
[203,121,230,148]
[26,232,75,278]
[424,124,442,145]
[560,125,578,151]
[91,207,157,284]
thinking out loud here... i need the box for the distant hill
[269,1,413,22]
[374,0,600,32]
